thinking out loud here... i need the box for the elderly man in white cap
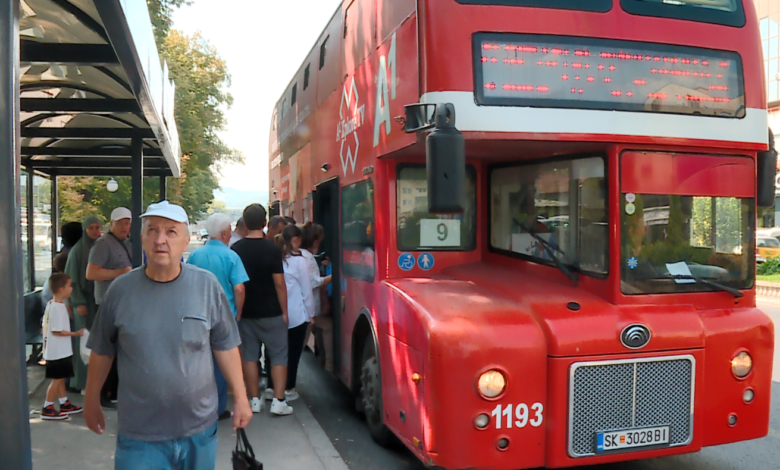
[86,206,133,408]
[84,201,252,470]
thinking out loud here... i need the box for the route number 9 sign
[421,219,461,247]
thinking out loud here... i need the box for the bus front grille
[568,355,695,457]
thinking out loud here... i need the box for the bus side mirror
[758,130,777,209]
[404,103,466,214]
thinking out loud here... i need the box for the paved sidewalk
[29,381,348,470]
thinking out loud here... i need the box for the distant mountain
[213,187,270,210]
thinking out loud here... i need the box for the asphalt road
[296,309,780,470]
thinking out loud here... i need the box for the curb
[757,281,780,300]
[295,398,349,470]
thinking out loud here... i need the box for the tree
[208,200,228,215]
[57,1,239,223]
[147,0,191,44]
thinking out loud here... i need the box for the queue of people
[37,199,333,468]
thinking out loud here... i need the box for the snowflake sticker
[628,257,639,269]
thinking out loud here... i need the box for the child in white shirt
[267,224,314,404]
[41,273,85,420]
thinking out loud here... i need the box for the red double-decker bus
[268,1,775,468]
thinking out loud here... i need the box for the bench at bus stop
[24,290,44,366]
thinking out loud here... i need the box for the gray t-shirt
[88,234,132,305]
[87,263,241,442]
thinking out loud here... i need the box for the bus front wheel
[360,336,393,447]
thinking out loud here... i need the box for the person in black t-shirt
[231,204,293,416]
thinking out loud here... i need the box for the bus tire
[360,335,393,447]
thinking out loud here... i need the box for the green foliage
[57,1,240,223]
[758,257,780,275]
[147,0,192,44]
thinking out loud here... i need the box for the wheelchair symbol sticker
[398,253,415,271]
[418,253,434,271]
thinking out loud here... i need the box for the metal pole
[131,137,143,267]
[50,173,58,260]
[0,0,33,468]
[159,175,166,201]
[26,168,34,292]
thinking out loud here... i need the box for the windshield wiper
[638,274,744,298]
[514,219,579,283]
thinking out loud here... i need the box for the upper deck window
[455,0,612,12]
[621,0,745,27]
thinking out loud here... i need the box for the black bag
[232,428,263,470]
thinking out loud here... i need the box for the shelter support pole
[26,167,34,292]
[131,138,143,267]
[160,175,166,201]
[0,1,33,469]
[51,173,58,260]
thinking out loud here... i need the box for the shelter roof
[20,0,180,178]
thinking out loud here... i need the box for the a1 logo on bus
[491,403,544,430]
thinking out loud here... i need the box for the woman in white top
[268,224,314,401]
[300,223,334,370]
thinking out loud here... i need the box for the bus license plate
[596,426,670,452]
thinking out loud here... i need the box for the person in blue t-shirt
[187,213,249,420]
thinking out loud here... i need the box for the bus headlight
[731,352,753,378]
[478,370,506,398]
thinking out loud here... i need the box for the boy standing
[42,273,85,420]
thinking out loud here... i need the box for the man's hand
[282,313,289,326]
[120,266,132,275]
[76,329,86,337]
[76,305,88,317]
[84,395,106,435]
[84,352,114,435]
[232,395,253,430]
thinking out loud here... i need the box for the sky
[173,0,343,192]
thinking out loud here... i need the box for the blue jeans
[214,355,228,415]
[115,422,218,470]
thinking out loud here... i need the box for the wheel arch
[352,307,379,395]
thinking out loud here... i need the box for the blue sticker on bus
[628,257,638,269]
[398,253,415,271]
[418,253,435,271]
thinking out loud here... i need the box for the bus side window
[342,179,375,282]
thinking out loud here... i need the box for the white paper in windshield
[666,261,696,284]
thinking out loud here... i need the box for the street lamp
[107,178,118,193]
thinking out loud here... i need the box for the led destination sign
[475,34,744,118]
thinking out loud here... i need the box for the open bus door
[268,201,281,218]
[312,178,341,376]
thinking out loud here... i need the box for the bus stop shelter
[0,1,181,468]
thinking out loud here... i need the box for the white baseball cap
[140,200,189,224]
[110,207,132,221]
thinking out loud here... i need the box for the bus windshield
[490,156,608,275]
[620,194,754,295]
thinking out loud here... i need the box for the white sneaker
[250,397,264,413]
[270,398,293,416]
[263,388,275,401]
[285,389,299,402]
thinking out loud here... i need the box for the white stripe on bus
[420,91,768,145]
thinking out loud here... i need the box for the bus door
[313,178,342,375]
